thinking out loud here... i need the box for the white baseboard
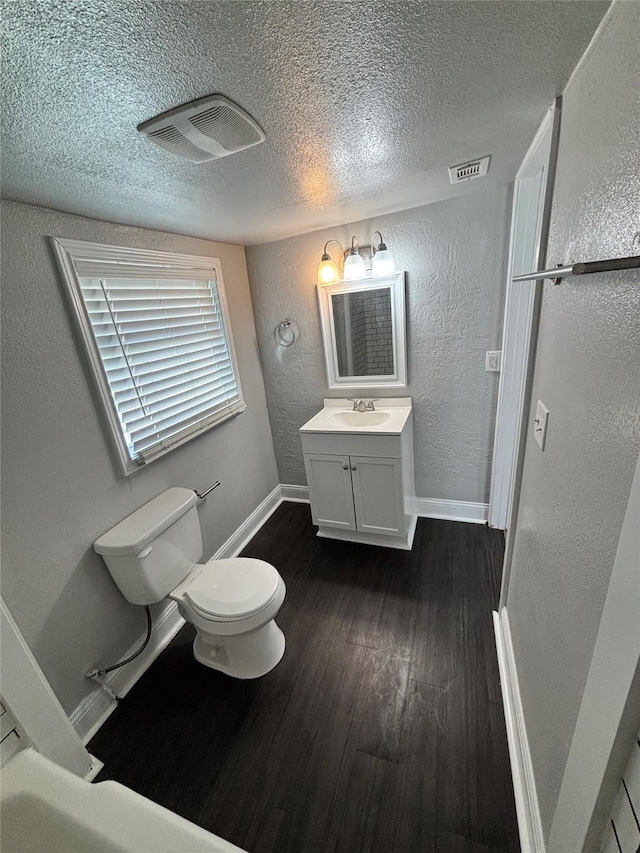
[71,600,185,744]
[72,484,289,743]
[281,487,487,526]
[413,496,488,524]
[85,753,105,781]
[279,484,310,503]
[212,485,283,559]
[75,485,485,744]
[493,608,546,853]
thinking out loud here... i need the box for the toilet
[93,488,286,679]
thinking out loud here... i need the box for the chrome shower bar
[513,254,640,284]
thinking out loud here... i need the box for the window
[52,239,245,475]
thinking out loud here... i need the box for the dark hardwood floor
[90,502,520,853]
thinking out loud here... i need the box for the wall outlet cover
[486,350,502,372]
[534,399,549,450]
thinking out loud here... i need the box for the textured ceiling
[1,0,609,245]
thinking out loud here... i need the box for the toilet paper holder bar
[194,480,221,500]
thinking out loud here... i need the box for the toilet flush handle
[137,546,153,559]
[194,480,221,500]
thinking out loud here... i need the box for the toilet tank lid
[94,488,198,556]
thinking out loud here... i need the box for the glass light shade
[317,256,340,284]
[371,248,396,276]
[343,252,367,280]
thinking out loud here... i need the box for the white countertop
[299,398,412,435]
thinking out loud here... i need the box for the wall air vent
[448,156,491,185]
[138,95,265,163]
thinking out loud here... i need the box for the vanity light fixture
[343,236,367,280]
[371,231,396,276]
[317,240,343,285]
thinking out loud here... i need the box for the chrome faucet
[349,399,379,412]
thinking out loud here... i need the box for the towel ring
[274,320,296,347]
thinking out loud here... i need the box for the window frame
[51,237,246,476]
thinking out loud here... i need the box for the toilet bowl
[170,558,286,678]
[94,488,286,679]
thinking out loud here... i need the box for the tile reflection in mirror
[331,287,394,378]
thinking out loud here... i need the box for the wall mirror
[317,272,407,389]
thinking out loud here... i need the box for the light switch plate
[534,400,549,450]
[485,350,501,371]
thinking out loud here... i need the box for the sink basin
[299,398,412,435]
[328,411,392,427]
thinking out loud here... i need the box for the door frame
[490,101,561,608]
[490,101,560,531]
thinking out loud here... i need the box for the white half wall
[1,598,93,777]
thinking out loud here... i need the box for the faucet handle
[365,399,380,411]
[348,398,364,411]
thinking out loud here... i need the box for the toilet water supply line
[85,482,220,700]
[86,606,153,702]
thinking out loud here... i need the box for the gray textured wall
[505,1,640,841]
[246,185,511,503]
[0,201,278,714]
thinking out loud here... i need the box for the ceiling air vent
[448,156,491,185]
[138,95,265,163]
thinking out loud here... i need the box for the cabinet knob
[351,464,357,471]
[342,463,349,470]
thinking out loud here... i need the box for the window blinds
[79,273,243,463]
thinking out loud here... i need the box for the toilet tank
[94,488,203,605]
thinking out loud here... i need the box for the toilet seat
[184,558,280,621]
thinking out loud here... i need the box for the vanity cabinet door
[350,456,404,536]
[304,453,356,531]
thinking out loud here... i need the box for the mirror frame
[317,271,407,390]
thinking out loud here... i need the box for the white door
[305,453,356,530]
[489,101,560,532]
[351,456,404,536]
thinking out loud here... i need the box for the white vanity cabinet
[300,400,416,550]
[304,453,356,531]
[350,456,404,536]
